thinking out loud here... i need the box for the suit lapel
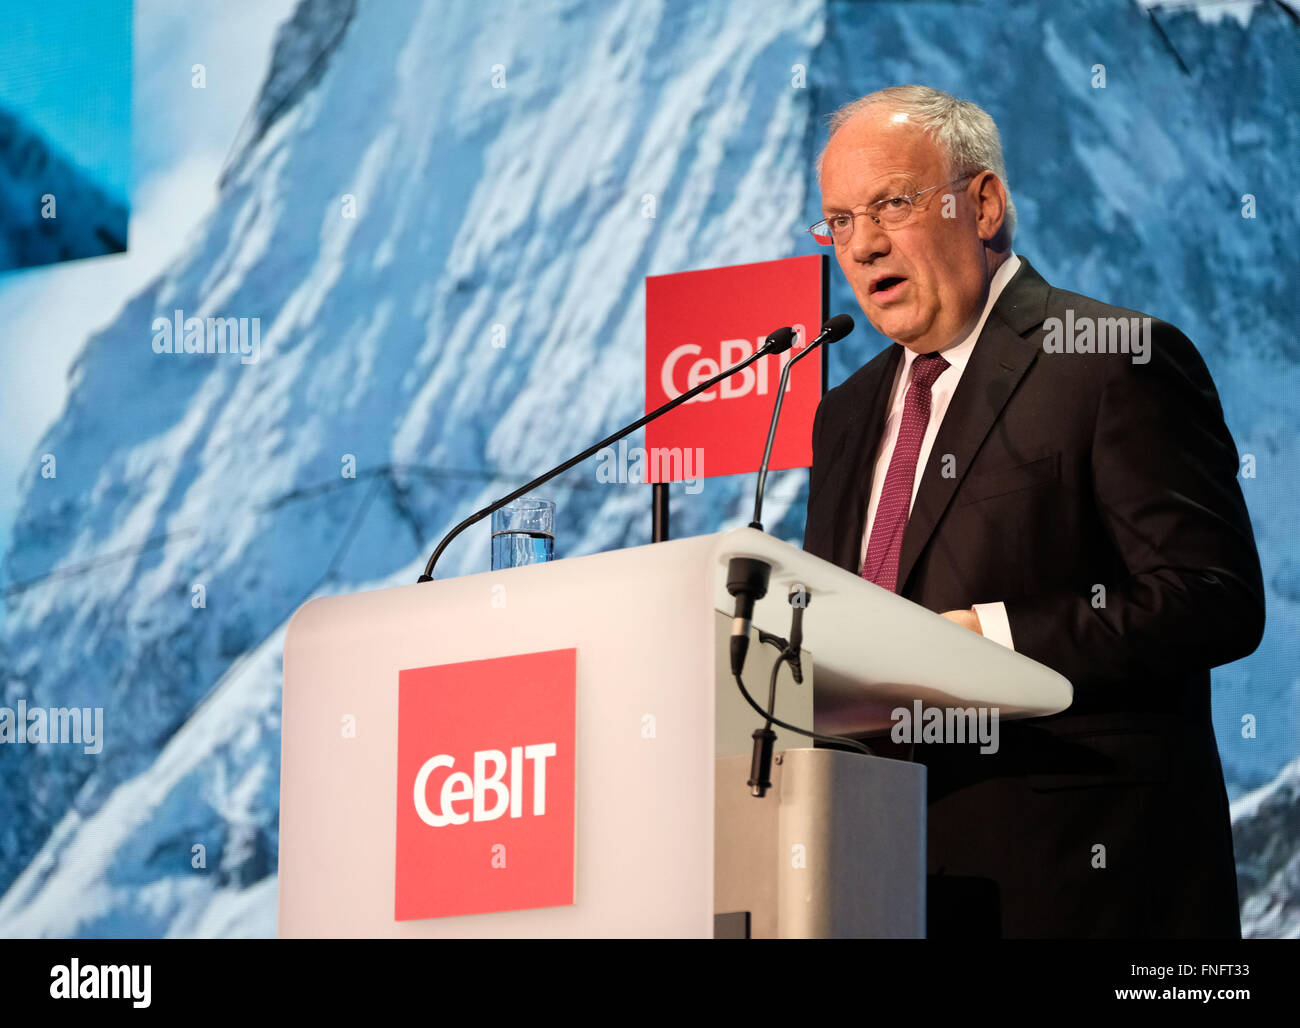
[894,258,1052,593]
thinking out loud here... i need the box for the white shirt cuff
[972,601,1015,651]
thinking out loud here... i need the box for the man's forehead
[819,111,944,202]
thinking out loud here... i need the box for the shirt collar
[899,252,1021,379]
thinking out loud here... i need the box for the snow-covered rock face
[1233,758,1300,939]
[0,0,1296,936]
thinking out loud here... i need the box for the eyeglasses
[807,175,974,246]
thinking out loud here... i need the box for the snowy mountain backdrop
[0,0,1296,937]
[0,104,128,272]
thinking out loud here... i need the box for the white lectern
[278,528,1070,938]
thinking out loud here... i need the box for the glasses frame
[807,174,976,246]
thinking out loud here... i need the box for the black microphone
[726,314,851,676]
[417,326,797,581]
[750,313,853,532]
[727,556,771,676]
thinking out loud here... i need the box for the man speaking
[802,85,1264,937]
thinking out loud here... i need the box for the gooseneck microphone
[417,326,797,582]
[728,314,853,677]
[726,316,873,786]
[750,313,854,532]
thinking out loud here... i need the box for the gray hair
[817,85,1016,242]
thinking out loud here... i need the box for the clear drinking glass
[491,497,555,569]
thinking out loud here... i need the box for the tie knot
[910,352,950,390]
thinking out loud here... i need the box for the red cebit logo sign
[395,649,576,921]
[645,255,826,481]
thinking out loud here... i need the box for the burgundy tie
[861,352,950,591]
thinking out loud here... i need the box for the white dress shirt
[858,253,1022,650]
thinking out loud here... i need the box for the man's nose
[847,213,891,264]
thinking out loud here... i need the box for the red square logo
[395,648,577,921]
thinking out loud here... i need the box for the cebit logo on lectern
[412,744,556,826]
[395,650,576,921]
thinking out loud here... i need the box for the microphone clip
[783,583,809,684]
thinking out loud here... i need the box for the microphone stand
[728,313,861,794]
[728,313,852,676]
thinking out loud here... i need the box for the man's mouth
[870,276,908,301]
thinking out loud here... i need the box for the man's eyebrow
[822,180,911,213]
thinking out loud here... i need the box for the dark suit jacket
[803,258,1264,938]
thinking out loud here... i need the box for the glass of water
[491,497,555,570]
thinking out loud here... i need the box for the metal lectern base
[714,747,926,938]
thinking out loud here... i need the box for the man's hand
[940,608,983,635]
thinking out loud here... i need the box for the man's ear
[972,171,1008,243]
